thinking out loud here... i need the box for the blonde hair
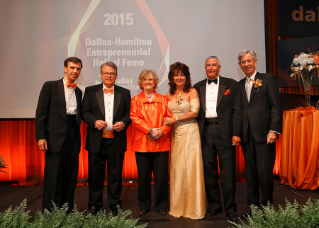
[137,68,159,90]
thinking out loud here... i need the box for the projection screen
[0,0,266,118]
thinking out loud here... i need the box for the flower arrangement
[290,50,319,106]
[290,50,319,85]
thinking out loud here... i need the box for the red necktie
[104,88,114,94]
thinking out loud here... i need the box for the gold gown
[168,98,206,219]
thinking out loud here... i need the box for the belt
[205,118,218,127]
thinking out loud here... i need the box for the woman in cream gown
[164,62,206,219]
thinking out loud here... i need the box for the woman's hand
[147,128,163,140]
[163,117,176,125]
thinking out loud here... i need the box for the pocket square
[224,89,230,96]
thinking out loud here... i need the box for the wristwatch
[176,117,179,123]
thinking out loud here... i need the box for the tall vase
[300,70,313,106]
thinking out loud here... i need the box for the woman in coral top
[130,68,173,216]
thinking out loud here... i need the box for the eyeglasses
[143,78,154,82]
[102,72,116,77]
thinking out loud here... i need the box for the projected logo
[68,0,169,93]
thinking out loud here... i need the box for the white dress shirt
[205,76,219,118]
[63,78,77,115]
[103,84,114,130]
[245,70,257,101]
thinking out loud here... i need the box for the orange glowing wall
[0,120,281,181]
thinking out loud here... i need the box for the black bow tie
[208,78,218,84]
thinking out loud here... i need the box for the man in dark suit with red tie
[81,61,131,216]
[194,56,242,222]
[238,50,282,217]
[35,57,83,213]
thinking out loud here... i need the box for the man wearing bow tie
[81,61,131,216]
[35,57,83,212]
[194,56,241,222]
[238,50,282,218]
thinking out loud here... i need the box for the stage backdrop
[0,0,267,118]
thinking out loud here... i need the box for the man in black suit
[194,56,241,222]
[81,61,131,216]
[238,50,282,217]
[35,57,83,212]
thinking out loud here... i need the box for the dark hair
[64,57,83,69]
[101,61,117,73]
[168,62,191,95]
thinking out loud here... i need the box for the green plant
[229,198,319,228]
[0,199,31,228]
[0,156,7,174]
[0,199,147,228]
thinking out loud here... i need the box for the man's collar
[246,71,257,81]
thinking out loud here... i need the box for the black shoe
[226,212,239,222]
[139,209,149,215]
[206,209,222,217]
[157,209,167,215]
[89,206,101,215]
[111,205,124,216]
[241,208,252,219]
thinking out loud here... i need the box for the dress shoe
[89,206,101,215]
[139,209,149,215]
[241,208,252,219]
[111,205,124,216]
[226,211,239,222]
[206,209,222,217]
[157,209,167,215]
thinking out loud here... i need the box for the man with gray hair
[238,50,282,217]
[81,61,131,216]
[194,56,241,222]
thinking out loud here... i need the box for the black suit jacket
[239,72,282,143]
[35,79,82,153]
[81,84,131,154]
[194,76,242,149]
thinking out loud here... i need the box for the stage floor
[1,181,318,228]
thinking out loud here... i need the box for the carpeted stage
[1,181,318,228]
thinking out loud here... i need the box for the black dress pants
[42,119,79,212]
[202,125,237,213]
[135,152,169,211]
[88,138,124,210]
[242,127,276,207]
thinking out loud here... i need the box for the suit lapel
[199,80,206,112]
[75,88,81,124]
[96,84,105,118]
[217,76,225,108]
[113,85,121,119]
[249,72,262,103]
[57,79,67,123]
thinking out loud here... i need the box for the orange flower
[313,55,319,65]
[224,89,230,96]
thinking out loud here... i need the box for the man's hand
[38,139,48,152]
[232,136,241,146]
[267,131,277,144]
[112,121,125,132]
[95,120,108,130]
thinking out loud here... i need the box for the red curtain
[0,120,281,181]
